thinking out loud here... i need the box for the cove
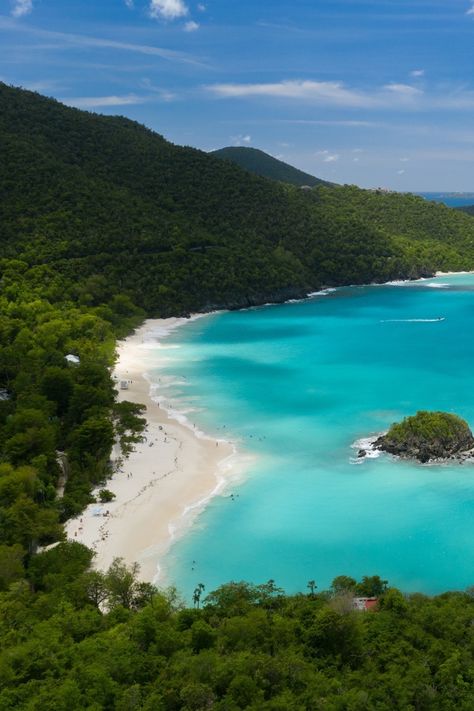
[152,274,474,596]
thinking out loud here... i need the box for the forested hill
[458,205,474,216]
[3,82,474,317]
[3,83,474,707]
[211,146,331,187]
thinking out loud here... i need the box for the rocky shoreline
[358,442,474,465]
[357,411,474,465]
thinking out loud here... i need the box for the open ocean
[151,274,474,598]
[416,192,474,208]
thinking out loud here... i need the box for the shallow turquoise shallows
[152,274,474,598]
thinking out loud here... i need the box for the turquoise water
[155,274,474,598]
[416,192,474,207]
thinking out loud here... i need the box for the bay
[152,274,474,597]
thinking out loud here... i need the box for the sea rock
[375,410,474,464]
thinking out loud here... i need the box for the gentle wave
[157,375,191,389]
[350,435,382,464]
[142,314,204,341]
[166,449,248,545]
[142,359,257,580]
[144,369,255,584]
[307,287,337,297]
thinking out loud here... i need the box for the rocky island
[374,410,474,463]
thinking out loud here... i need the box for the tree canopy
[376,411,474,462]
[0,553,473,710]
[1,82,474,706]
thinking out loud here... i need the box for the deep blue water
[416,192,474,208]
[153,274,474,598]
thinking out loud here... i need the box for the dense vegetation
[1,83,474,706]
[2,545,474,710]
[211,146,332,188]
[458,205,474,216]
[3,82,474,318]
[375,411,474,462]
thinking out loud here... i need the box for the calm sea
[152,274,474,598]
[416,192,474,208]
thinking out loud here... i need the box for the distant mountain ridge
[211,146,332,188]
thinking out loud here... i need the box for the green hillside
[211,146,332,187]
[3,82,474,321]
[1,552,474,710]
[2,81,474,521]
[2,82,474,710]
[458,205,474,216]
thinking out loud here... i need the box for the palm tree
[193,582,205,609]
[307,580,317,597]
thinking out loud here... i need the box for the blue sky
[1,0,474,190]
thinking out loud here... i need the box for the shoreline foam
[65,316,251,584]
[65,272,473,583]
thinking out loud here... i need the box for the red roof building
[352,597,378,611]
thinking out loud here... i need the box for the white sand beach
[435,270,474,276]
[65,317,241,584]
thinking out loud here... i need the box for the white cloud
[277,119,377,127]
[0,17,206,66]
[11,0,33,18]
[149,0,189,20]
[207,80,423,109]
[20,79,63,92]
[124,0,134,8]
[184,20,199,32]
[410,69,425,77]
[61,93,146,108]
[206,78,474,111]
[197,3,206,10]
[315,150,339,163]
[208,80,376,108]
[467,3,474,16]
[383,83,422,97]
[231,134,251,146]
[397,169,406,175]
[400,157,410,162]
[139,78,177,101]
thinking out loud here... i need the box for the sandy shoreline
[65,316,241,584]
[65,272,473,582]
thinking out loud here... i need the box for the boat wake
[380,317,446,323]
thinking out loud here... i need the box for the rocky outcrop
[375,411,474,463]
